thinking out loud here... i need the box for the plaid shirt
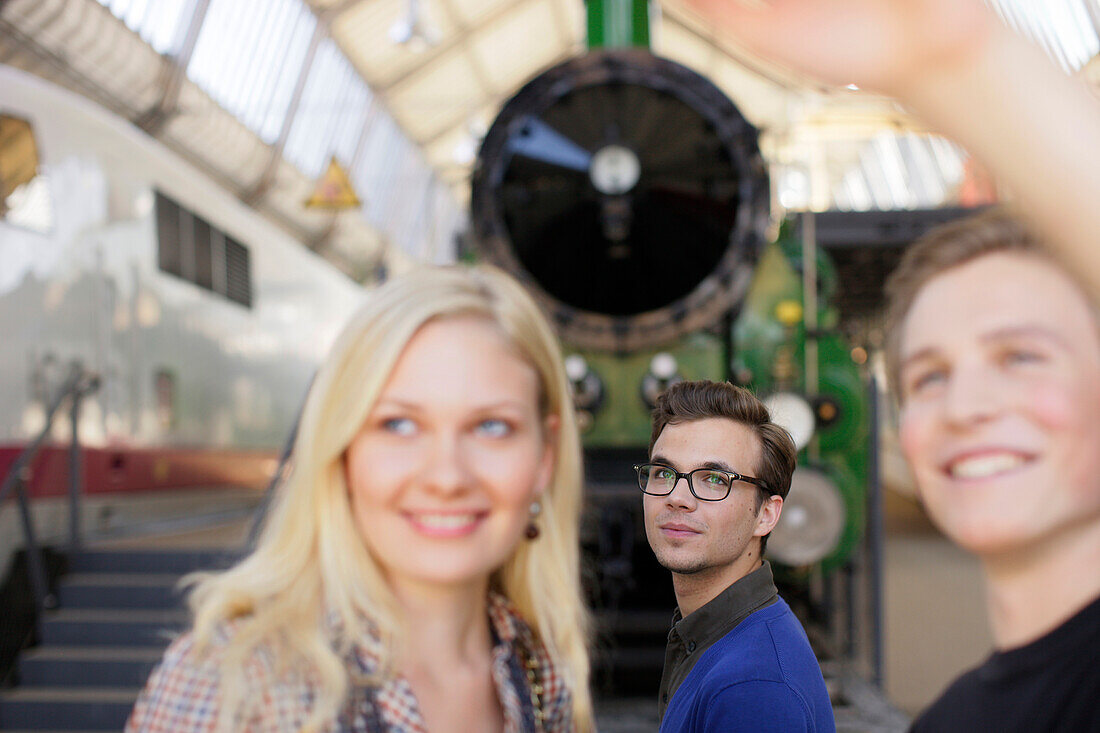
[126,593,573,732]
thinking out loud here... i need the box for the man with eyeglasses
[639,380,833,732]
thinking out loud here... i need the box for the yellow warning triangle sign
[305,156,361,210]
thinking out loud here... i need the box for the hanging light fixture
[452,116,488,165]
[389,0,440,52]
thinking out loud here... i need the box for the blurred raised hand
[685,0,993,98]
[688,0,1100,298]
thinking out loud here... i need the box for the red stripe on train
[0,444,278,499]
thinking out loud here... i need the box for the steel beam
[546,0,576,49]
[371,0,534,96]
[1085,0,1100,40]
[241,15,329,206]
[306,213,339,253]
[318,0,371,19]
[0,18,141,120]
[410,45,575,150]
[347,93,383,178]
[0,7,355,262]
[133,0,212,135]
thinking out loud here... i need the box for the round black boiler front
[471,50,770,351]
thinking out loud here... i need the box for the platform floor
[86,489,991,720]
[91,517,251,550]
[881,492,992,716]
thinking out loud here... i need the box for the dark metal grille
[154,191,252,309]
[155,193,182,277]
[224,236,252,308]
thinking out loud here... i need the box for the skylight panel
[987,0,1100,73]
[187,0,317,144]
[96,0,192,54]
[284,39,375,179]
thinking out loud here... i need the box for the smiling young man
[640,380,834,732]
[886,209,1100,731]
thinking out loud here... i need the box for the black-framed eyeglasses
[633,462,770,502]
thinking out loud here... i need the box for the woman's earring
[525,500,542,540]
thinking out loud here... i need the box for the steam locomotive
[468,49,869,682]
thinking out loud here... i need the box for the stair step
[1,542,239,730]
[0,687,137,730]
[70,549,240,574]
[41,609,187,647]
[19,646,165,688]
[596,645,666,671]
[594,609,671,636]
[0,687,139,702]
[61,573,183,585]
[57,573,184,609]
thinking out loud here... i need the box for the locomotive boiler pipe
[868,374,886,688]
[802,211,819,460]
[586,0,651,49]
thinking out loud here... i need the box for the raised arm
[688,0,1100,297]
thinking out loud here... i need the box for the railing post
[14,474,52,613]
[867,374,885,688]
[68,366,84,555]
[1,361,97,619]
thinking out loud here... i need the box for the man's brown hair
[883,207,1052,399]
[649,380,797,554]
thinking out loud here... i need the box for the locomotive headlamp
[564,354,589,383]
[764,392,815,451]
[650,352,678,381]
[590,144,641,195]
[767,467,846,567]
[641,352,682,408]
[564,354,605,414]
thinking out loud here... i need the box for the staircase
[0,548,239,731]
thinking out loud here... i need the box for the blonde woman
[126,265,593,732]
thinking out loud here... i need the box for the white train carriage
[0,65,364,563]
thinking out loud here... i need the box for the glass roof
[818,0,1100,212]
[187,0,317,144]
[87,0,1100,258]
[95,0,192,55]
[89,0,464,265]
[833,134,966,212]
[989,0,1099,73]
[283,38,375,179]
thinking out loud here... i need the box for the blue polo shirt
[659,596,835,732]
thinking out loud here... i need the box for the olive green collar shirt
[656,560,779,719]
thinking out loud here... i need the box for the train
[0,64,365,568]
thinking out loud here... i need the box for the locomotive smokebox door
[471,49,771,352]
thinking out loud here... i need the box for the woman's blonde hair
[186,264,592,730]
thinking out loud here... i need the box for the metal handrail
[0,360,100,613]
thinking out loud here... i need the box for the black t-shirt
[911,593,1100,732]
